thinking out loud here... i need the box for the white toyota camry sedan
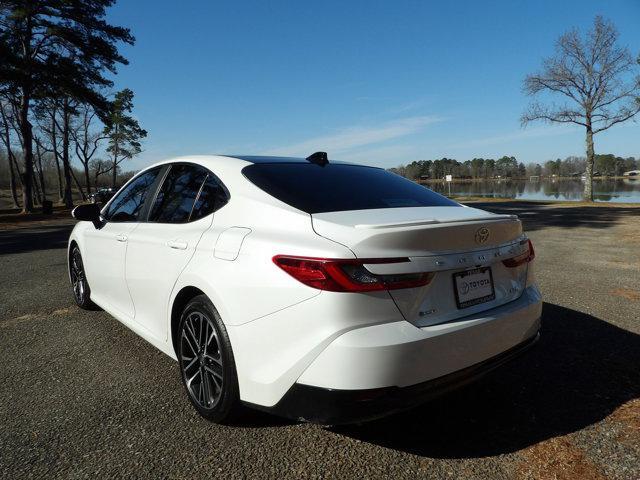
[68,153,542,424]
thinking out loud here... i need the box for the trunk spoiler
[354,214,517,230]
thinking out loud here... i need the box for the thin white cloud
[446,125,580,150]
[265,115,442,156]
[337,144,424,168]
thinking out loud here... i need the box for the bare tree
[0,97,21,208]
[33,138,46,202]
[521,16,640,200]
[71,104,106,195]
[90,158,111,188]
[35,97,86,206]
[35,99,66,202]
[59,97,76,207]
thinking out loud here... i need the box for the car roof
[222,155,309,164]
[222,154,358,166]
[125,155,383,212]
[144,154,364,173]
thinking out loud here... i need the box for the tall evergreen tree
[0,1,134,212]
[104,89,146,188]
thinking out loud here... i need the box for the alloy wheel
[70,248,86,304]
[180,310,224,409]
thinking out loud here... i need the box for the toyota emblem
[475,227,490,244]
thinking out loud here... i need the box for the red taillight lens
[273,256,434,292]
[502,239,535,268]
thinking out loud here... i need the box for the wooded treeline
[0,1,146,212]
[390,156,526,180]
[390,154,639,181]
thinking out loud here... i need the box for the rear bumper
[297,285,542,390]
[247,285,542,424]
[259,331,539,424]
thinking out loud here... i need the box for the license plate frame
[453,266,496,309]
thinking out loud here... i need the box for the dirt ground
[0,200,638,479]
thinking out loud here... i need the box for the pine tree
[104,89,147,188]
[0,1,134,212]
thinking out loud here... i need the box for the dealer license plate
[453,267,495,309]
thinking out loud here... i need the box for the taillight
[502,239,535,268]
[273,255,434,292]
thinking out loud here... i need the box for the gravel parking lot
[1,201,638,479]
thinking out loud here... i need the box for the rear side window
[149,164,208,223]
[104,167,161,222]
[190,174,229,221]
[242,163,459,214]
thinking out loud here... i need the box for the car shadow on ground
[0,223,74,255]
[471,201,640,232]
[230,408,298,428]
[330,302,640,458]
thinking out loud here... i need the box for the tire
[69,245,98,310]
[178,295,241,423]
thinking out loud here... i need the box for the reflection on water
[428,178,640,203]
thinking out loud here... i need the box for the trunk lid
[312,206,521,257]
[311,205,529,326]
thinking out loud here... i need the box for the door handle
[115,233,128,242]
[167,240,188,250]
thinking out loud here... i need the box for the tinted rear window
[242,163,459,214]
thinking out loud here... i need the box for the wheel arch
[68,239,79,257]
[67,239,79,282]
[67,224,89,282]
[170,286,206,357]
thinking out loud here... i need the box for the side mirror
[72,204,103,229]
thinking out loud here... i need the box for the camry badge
[475,227,490,244]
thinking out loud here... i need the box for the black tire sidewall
[178,295,240,423]
[70,246,97,310]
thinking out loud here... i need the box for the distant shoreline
[453,197,640,207]
[416,175,636,184]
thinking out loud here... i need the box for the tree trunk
[35,141,46,200]
[111,124,119,189]
[19,91,34,213]
[84,163,92,196]
[584,127,595,201]
[111,151,118,188]
[18,16,35,213]
[10,154,23,186]
[32,165,42,205]
[1,111,20,208]
[70,167,86,201]
[54,152,63,201]
[7,152,20,208]
[48,108,64,202]
[61,98,73,208]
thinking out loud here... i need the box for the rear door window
[242,163,459,214]
[190,174,229,221]
[149,164,208,223]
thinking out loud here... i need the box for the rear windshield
[242,163,459,214]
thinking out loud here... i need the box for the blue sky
[106,0,640,170]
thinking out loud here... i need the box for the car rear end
[235,161,541,423]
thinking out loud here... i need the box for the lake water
[428,178,640,203]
